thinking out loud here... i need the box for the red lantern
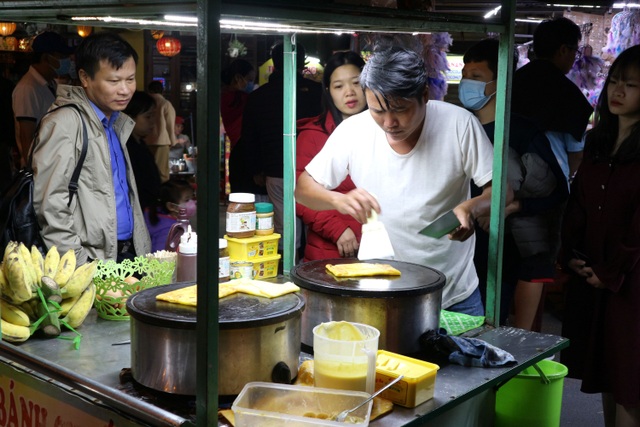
[156,36,181,57]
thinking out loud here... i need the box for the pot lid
[290,258,445,297]
[126,282,305,329]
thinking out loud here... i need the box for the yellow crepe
[326,263,401,278]
[156,280,300,306]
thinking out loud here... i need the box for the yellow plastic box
[225,233,280,260]
[375,350,440,408]
[239,254,280,280]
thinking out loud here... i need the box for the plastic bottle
[176,225,198,282]
[165,206,190,252]
[255,202,274,236]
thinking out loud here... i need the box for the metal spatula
[357,210,395,260]
[333,375,404,422]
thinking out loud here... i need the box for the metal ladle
[334,375,404,423]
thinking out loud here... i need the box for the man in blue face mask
[460,38,569,331]
[12,31,74,167]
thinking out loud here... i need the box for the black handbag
[0,104,88,252]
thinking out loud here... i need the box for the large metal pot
[126,282,305,396]
[291,258,445,355]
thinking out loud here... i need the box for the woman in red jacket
[296,51,367,262]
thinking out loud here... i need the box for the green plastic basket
[92,256,175,320]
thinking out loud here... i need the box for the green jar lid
[255,202,273,213]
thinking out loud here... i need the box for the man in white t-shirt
[296,47,509,315]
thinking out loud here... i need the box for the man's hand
[333,189,380,224]
[449,204,476,241]
[336,227,359,258]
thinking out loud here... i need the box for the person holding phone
[560,45,640,427]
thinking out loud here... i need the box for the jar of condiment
[255,202,274,236]
[219,239,230,282]
[230,261,254,280]
[226,193,256,238]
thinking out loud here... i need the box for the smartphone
[419,210,461,239]
[572,249,591,266]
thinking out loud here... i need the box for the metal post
[282,34,297,273]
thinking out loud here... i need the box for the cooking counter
[0,305,568,427]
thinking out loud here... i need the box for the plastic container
[313,321,379,394]
[232,382,373,426]
[495,360,568,427]
[375,350,439,408]
[224,233,280,260]
[164,206,190,251]
[226,193,256,238]
[248,254,281,279]
[176,226,197,282]
[255,202,275,236]
[219,239,230,282]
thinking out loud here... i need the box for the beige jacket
[32,85,151,264]
[146,92,176,147]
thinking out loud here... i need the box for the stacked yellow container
[225,194,280,279]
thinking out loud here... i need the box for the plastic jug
[313,321,379,394]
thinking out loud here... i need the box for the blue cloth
[448,334,517,368]
[447,286,485,317]
[89,101,133,240]
[419,328,517,368]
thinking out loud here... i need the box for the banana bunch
[0,242,98,343]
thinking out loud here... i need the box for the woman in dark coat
[561,45,640,426]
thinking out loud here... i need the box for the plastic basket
[93,256,175,320]
[495,360,568,427]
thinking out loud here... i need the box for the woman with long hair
[561,45,640,427]
[296,51,367,262]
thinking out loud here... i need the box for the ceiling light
[516,18,544,23]
[546,3,602,8]
[219,19,356,35]
[71,16,197,27]
[484,6,501,19]
[612,2,640,8]
[164,15,198,23]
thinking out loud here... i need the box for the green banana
[53,249,76,287]
[19,300,37,321]
[43,246,60,279]
[0,300,30,327]
[62,283,96,328]
[0,319,30,343]
[61,260,97,299]
[30,246,44,284]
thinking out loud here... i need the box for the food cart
[0,1,569,426]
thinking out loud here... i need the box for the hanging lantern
[0,22,16,37]
[77,26,92,38]
[150,30,165,40]
[156,36,181,57]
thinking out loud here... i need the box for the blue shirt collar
[88,100,119,128]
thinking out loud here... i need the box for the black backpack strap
[65,105,88,207]
[29,103,89,208]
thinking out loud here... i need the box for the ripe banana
[4,250,34,304]
[19,300,38,321]
[62,283,96,328]
[53,249,76,287]
[58,294,81,317]
[0,300,30,327]
[61,260,97,299]
[0,319,30,343]
[17,243,37,287]
[30,246,44,284]
[3,241,17,265]
[44,246,60,279]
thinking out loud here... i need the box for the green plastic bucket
[495,360,568,427]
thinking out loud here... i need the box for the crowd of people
[1,21,639,426]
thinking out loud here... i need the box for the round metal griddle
[290,258,445,298]
[126,282,305,330]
